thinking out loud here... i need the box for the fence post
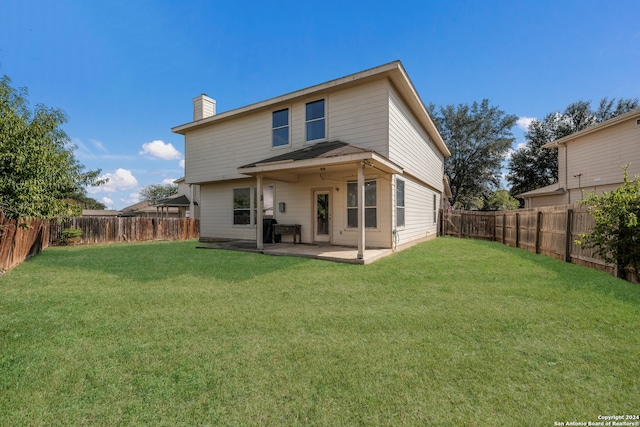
[502,214,506,244]
[515,212,520,248]
[535,211,542,254]
[565,209,573,262]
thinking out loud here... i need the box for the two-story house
[172,61,451,259]
[518,108,640,208]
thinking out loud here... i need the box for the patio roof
[237,140,403,181]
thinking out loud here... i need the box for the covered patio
[237,140,403,260]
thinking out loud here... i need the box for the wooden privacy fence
[49,217,199,246]
[441,204,617,277]
[0,216,199,271]
[0,213,50,271]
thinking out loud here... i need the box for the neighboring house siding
[565,120,640,196]
[526,194,566,209]
[388,85,444,190]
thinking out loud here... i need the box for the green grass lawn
[1,238,639,426]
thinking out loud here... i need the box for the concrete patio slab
[196,240,394,264]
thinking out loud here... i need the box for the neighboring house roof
[516,183,566,198]
[172,60,450,158]
[82,209,119,217]
[543,107,640,148]
[157,194,192,206]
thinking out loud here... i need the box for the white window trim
[271,107,291,149]
[346,178,378,230]
[232,187,257,227]
[396,178,405,228]
[305,98,327,144]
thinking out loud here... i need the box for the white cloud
[91,139,109,153]
[88,168,139,194]
[101,197,114,207]
[179,159,185,168]
[516,117,536,131]
[139,140,182,160]
[162,178,177,185]
[120,193,141,205]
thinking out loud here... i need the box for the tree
[428,99,517,209]
[507,98,639,197]
[577,167,640,282]
[140,183,178,205]
[477,189,520,211]
[67,191,107,210]
[0,75,104,219]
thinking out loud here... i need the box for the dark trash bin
[263,218,278,243]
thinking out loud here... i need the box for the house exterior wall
[392,175,440,245]
[178,63,450,250]
[563,118,640,200]
[524,194,566,209]
[185,79,392,186]
[199,171,393,248]
[388,84,444,190]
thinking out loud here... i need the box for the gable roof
[172,61,450,157]
[543,107,640,148]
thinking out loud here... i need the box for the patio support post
[357,161,365,260]
[256,174,264,250]
[189,184,195,219]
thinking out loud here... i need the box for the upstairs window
[305,99,325,142]
[272,108,289,147]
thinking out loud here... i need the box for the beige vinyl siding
[199,179,258,241]
[331,172,392,248]
[185,79,392,185]
[388,85,444,189]
[185,113,271,184]
[199,173,392,247]
[565,119,640,192]
[393,175,439,245]
[525,194,567,209]
[327,80,390,155]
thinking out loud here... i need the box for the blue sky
[2,0,639,209]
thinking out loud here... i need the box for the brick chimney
[193,94,216,121]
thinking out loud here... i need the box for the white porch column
[357,161,365,260]
[256,174,264,250]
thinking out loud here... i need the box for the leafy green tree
[0,74,104,219]
[140,183,178,205]
[577,167,640,282]
[67,191,107,210]
[478,189,521,211]
[507,98,639,197]
[428,99,517,209]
